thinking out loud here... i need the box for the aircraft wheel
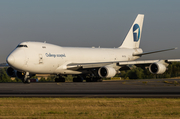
[23,79,30,84]
[60,78,65,82]
[73,78,76,82]
[55,78,65,82]
[27,79,31,83]
[96,78,103,82]
[55,78,59,82]
[86,78,92,82]
[73,78,83,82]
[92,78,103,82]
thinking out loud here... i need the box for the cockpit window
[16,45,28,48]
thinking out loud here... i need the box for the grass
[0,98,180,118]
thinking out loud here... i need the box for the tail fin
[120,14,144,49]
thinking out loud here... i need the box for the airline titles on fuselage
[45,53,66,58]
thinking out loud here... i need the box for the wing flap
[167,59,180,62]
[118,60,159,65]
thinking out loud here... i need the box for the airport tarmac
[0,79,180,98]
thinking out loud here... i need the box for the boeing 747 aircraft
[6,14,180,83]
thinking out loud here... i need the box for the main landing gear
[54,75,103,82]
[73,75,103,82]
[85,77,102,82]
[55,75,65,82]
[73,75,84,82]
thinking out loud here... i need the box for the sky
[0,0,180,63]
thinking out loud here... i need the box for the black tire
[55,78,65,82]
[86,78,92,82]
[55,78,59,82]
[96,78,103,82]
[23,79,30,84]
[73,78,78,82]
[73,78,77,82]
[92,78,103,82]
[60,78,65,82]
[27,79,31,83]
[73,78,83,82]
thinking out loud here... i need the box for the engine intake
[98,66,116,78]
[6,67,16,77]
[149,62,167,74]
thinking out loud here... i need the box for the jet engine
[16,71,25,80]
[149,62,167,74]
[6,67,16,77]
[7,67,25,79]
[98,66,116,78]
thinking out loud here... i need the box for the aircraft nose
[6,55,15,66]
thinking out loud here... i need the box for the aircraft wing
[118,60,159,65]
[66,59,180,70]
[133,48,177,56]
[67,62,114,70]
[119,59,180,65]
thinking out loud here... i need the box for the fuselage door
[39,54,43,64]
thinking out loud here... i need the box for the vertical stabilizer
[120,14,144,48]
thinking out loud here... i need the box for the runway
[0,79,180,98]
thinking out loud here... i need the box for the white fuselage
[7,42,142,74]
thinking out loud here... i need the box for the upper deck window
[16,45,28,48]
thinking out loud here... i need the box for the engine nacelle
[98,66,116,78]
[149,62,167,74]
[6,67,16,77]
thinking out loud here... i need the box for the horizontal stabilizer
[133,47,177,56]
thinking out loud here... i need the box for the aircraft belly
[54,69,88,75]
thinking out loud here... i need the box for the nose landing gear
[22,72,31,84]
[23,78,31,83]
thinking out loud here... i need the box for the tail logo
[133,24,140,42]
